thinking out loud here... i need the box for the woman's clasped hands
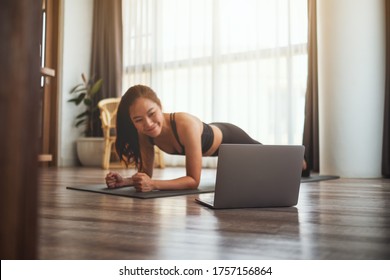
[105,171,156,192]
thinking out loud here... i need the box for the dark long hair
[116,85,161,170]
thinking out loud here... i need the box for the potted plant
[68,73,104,166]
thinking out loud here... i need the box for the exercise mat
[67,174,339,199]
[301,174,339,183]
[66,178,216,199]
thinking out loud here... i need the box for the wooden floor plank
[37,167,390,259]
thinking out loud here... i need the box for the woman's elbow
[187,177,200,190]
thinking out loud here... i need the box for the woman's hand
[105,171,126,188]
[132,172,156,192]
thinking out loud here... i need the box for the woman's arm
[131,173,200,192]
[138,133,155,177]
[105,171,135,188]
[105,134,155,189]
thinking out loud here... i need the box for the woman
[105,85,306,192]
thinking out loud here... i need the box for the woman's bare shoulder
[175,112,201,124]
[175,112,203,134]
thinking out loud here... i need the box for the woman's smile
[145,123,160,136]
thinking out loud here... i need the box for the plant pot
[76,137,104,167]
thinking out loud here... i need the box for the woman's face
[129,97,164,138]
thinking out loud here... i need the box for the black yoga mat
[301,174,339,183]
[67,174,339,199]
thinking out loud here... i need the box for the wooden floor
[38,167,390,260]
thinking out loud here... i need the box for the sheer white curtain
[122,0,308,167]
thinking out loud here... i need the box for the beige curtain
[89,0,123,137]
[383,1,390,177]
[302,0,319,173]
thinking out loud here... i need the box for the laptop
[195,144,305,209]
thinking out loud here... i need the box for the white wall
[57,0,94,166]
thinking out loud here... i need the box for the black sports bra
[149,113,214,155]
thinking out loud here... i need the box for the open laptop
[195,144,305,209]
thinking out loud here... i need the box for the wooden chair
[98,98,121,169]
[98,98,165,169]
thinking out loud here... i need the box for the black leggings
[210,122,261,156]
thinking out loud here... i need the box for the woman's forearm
[121,176,135,187]
[152,176,199,191]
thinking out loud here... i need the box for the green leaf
[90,79,103,95]
[75,119,86,127]
[75,93,86,105]
[84,98,92,106]
[81,73,87,84]
[73,87,88,94]
[68,97,79,103]
[76,111,88,119]
[69,83,84,93]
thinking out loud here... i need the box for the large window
[123,0,308,165]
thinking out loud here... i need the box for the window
[123,0,308,165]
